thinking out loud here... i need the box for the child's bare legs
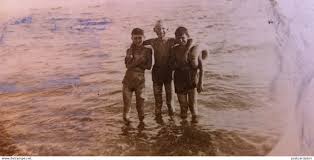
[153,82,163,120]
[177,93,188,120]
[188,88,198,123]
[135,87,145,122]
[165,82,175,118]
[122,84,132,123]
[122,85,145,123]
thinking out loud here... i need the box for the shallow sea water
[0,0,283,155]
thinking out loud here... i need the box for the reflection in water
[151,121,215,156]
[119,120,271,156]
[120,122,151,155]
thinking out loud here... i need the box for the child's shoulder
[143,38,156,45]
[166,37,176,42]
[142,46,153,52]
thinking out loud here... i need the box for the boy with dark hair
[170,26,207,123]
[122,28,153,124]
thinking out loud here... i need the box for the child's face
[175,33,188,46]
[154,25,166,38]
[131,34,144,46]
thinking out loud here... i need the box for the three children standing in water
[122,20,207,124]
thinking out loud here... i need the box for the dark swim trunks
[174,67,198,94]
[152,66,172,84]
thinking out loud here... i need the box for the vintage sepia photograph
[0,0,313,157]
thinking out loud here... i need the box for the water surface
[0,0,281,155]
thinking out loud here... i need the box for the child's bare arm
[197,55,204,93]
[168,47,177,70]
[142,49,153,70]
[125,49,145,69]
[126,57,145,69]
[143,39,154,46]
[189,45,201,69]
[125,49,133,68]
[168,38,177,46]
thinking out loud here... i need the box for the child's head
[201,50,208,60]
[154,20,166,38]
[175,26,190,46]
[131,28,145,46]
